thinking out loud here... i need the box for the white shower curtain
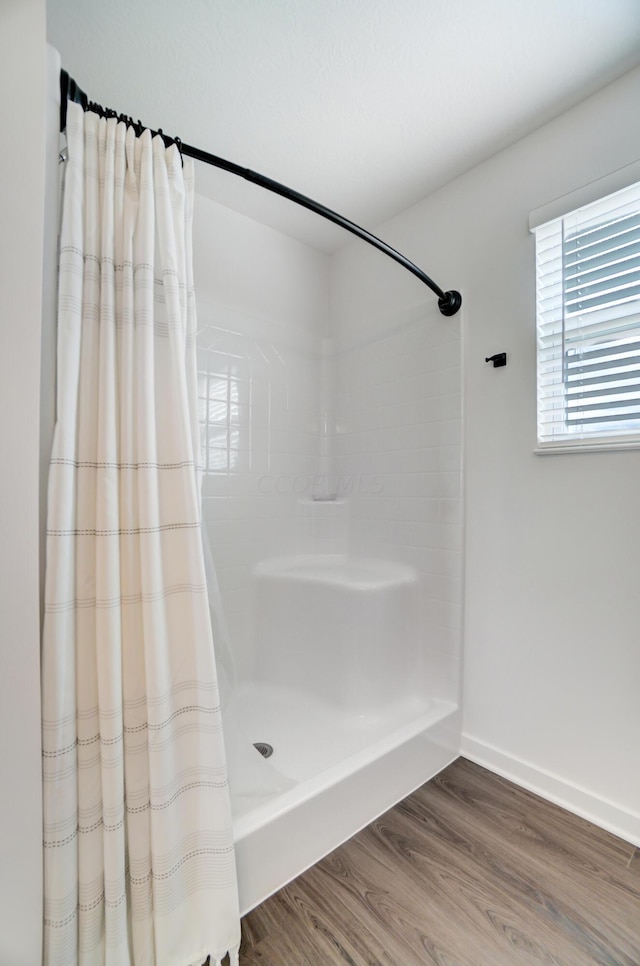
[41,101,240,966]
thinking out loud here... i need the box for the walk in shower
[41,54,464,928]
[193,192,464,912]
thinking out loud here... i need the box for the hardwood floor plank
[418,762,640,962]
[397,766,639,964]
[248,881,393,966]
[428,761,635,877]
[347,804,600,964]
[306,847,484,965]
[239,758,640,965]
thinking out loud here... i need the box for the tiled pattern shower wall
[197,309,322,680]
[193,193,327,680]
[192,192,462,702]
[333,303,463,703]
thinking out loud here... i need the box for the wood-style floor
[236,757,640,965]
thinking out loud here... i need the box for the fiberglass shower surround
[193,268,464,911]
[53,66,465,921]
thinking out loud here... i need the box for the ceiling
[47,0,640,252]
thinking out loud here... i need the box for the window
[197,368,242,473]
[533,180,640,449]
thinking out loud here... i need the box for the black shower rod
[60,70,462,317]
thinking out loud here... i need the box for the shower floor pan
[225,554,461,912]
[226,681,459,914]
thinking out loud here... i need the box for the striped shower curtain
[41,100,240,966]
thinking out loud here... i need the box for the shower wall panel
[193,193,328,678]
[192,190,463,703]
[332,302,463,704]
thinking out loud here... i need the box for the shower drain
[253,742,274,759]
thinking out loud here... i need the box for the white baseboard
[460,734,640,849]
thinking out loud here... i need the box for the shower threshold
[223,681,460,913]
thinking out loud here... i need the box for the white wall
[193,193,329,679]
[332,66,640,843]
[0,1,46,962]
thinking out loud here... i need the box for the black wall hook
[485,352,507,368]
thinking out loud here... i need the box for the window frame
[531,168,640,455]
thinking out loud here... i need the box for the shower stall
[193,192,464,912]
[41,51,464,919]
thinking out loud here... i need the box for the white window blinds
[534,180,640,447]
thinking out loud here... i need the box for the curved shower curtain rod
[60,69,462,317]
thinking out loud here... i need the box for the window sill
[535,439,640,455]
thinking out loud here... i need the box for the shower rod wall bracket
[438,290,462,317]
[59,69,462,318]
